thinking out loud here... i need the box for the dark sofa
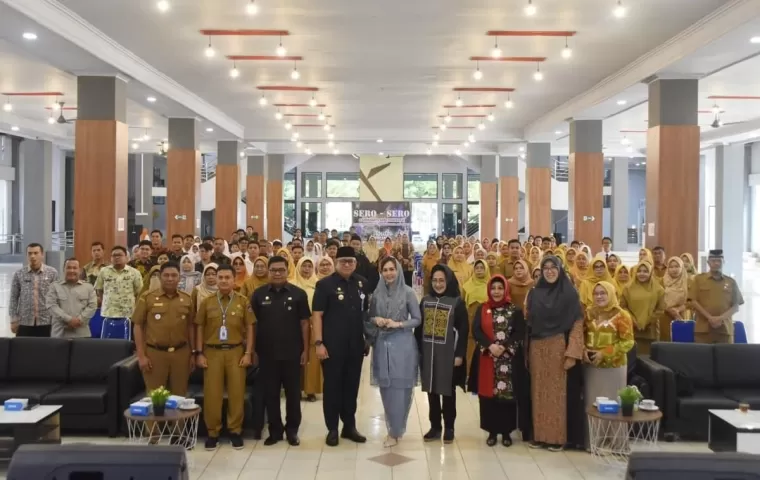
[0,337,135,437]
[648,342,760,440]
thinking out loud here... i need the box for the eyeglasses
[542,265,558,273]
[269,268,287,274]
[337,259,356,265]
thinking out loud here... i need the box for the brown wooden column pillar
[568,119,604,245]
[525,143,552,236]
[266,154,284,240]
[215,141,240,239]
[480,155,497,240]
[166,118,200,239]
[498,156,519,240]
[646,78,700,257]
[246,155,266,236]
[73,76,128,261]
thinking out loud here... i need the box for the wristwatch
[314,340,324,346]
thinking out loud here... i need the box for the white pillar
[714,144,745,284]
[610,157,629,250]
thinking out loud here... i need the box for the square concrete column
[499,156,519,240]
[646,78,700,258]
[568,119,603,246]
[714,144,745,284]
[131,153,154,233]
[19,140,53,253]
[73,75,128,261]
[610,157,629,250]
[246,156,266,236]
[525,143,552,236]
[167,118,201,238]
[480,155,498,240]
[266,154,285,240]
[216,141,240,238]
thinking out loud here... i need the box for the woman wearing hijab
[583,281,635,449]
[316,256,335,279]
[416,264,469,445]
[469,275,530,447]
[230,255,249,293]
[680,253,697,279]
[141,265,161,295]
[382,237,394,257]
[276,247,297,282]
[473,247,487,264]
[525,256,585,452]
[178,255,202,293]
[579,257,614,311]
[620,262,665,355]
[366,257,421,447]
[531,266,542,283]
[507,260,534,312]
[463,242,474,264]
[439,242,453,266]
[638,248,654,265]
[661,256,689,341]
[486,252,503,277]
[397,234,416,287]
[527,247,542,270]
[606,254,621,277]
[571,251,591,289]
[365,236,380,265]
[305,240,320,261]
[613,264,632,300]
[192,263,219,311]
[564,248,578,272]
[462,259,490,367]
[295,256,322,402]
[421,241,440,295]
[241,257,269,299]
[448,246,473,289]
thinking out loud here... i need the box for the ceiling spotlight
[433,133,440,141]
[3,99,12,112]
[463,141,470,148]
[621,136,630,146]
[519,146,525,152]
[555,130,563,135]
[524,0,537,16]
[426,148,432,155]
[132,142,139,149]
[504,95,514,109]
[229,62,240,79]
[439,123,447,131]
[455,95,463,107]
[147,96,157,103]
[613,0,627,18]
[275,110,283,121]
[561,37,572,59]
[51,101,61,110]
[143,132,151,141]
[290,135,297,143]
[259,95,268,106]
[751,36,760,44]
[204,37,215,58]
[297,141,303,148]
[488,112,495,122]
[318,111,325,121]
[444,113,452,124]
[305,148,312,155]
[328,140,335,147]
[309,95,317,108]
[47,115,55,125]
[478,122,485,131]
[519,153,526,159]
[293,132,300,139]
[468,133,476,143]
[10,126,19,132]
[379,151,384,156]
[711,103,721,114]
[327,132,335,140]
[156,0,170,12]
[239,151,246,158]
[473,62,483,80]
[617,99,627,106]
[205,127,214,132]
[284,122,292,130]
[432,140,439,147]
[491,38,502,58]
[377,138,383,143]
[245,0,259,15]
[323,124,331,131]
[533,63,544,81]
[276,36,287,57]
[22,32,37,41]
[455,149,462,156]
[333,148,340,155]
[290,62,300,80]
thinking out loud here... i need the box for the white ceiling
[1,0,759,156]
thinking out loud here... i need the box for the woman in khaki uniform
[620,261,665,355]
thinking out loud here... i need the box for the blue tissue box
[129,401,151,416]
[166,395,184,409]
[597,400,619,414]
[4,399,29,411]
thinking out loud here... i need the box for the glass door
[442,203,463,236]
[411,203,438,250]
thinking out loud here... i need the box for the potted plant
[149,386,171,416]
[618,385,643,417]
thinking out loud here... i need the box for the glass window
[466,203,480,237]
[284,200,296,234]
[326,173,360,198]
[411,203,438,250]
[467,174,480,202]
[301,202,322,237]
[302,172,322,198]
[442,173,462,199]
[442,203,463,236]
[403,173,438,199]
[284,171,296,201]
[325,202,353,231]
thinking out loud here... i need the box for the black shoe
[252,429,262,440]
[264,434,282,446]
[528,441,544,449]
[326,430,339,447]
[547,443,564,452]
[502,436,513,447]
[486,433,498,447]
[423,428,442,442]
[443,429,455,444]
[287,433,300,446]
[204,437,219,451]
[230,434,244,450]
[305,394,317,402]
[341,427,367,443]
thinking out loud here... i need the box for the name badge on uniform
[155,314,161,320]
[338,294,344,301]
[360,293,366,300]
[219,326,228,341]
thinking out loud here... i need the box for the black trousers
[321,353,363,431]
[16,325,51,337]
[428,387,457,430]
[260,357,302,436]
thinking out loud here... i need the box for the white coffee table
[0,405,62,460]
[708,409,760,454]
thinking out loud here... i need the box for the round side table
[124,407,201,450]
[586,406,662,468]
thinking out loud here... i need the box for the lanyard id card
[359,292,366,312]
[219,324,228,341]
[216,293,232,342]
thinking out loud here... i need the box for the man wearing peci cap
[687,249,744,344]
[311,246,370,447]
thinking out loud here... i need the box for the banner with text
[352,202,411,239]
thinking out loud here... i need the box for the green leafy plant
[618,385,643,406]
[148,386,171,407]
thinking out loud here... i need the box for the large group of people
[6,227,745,452]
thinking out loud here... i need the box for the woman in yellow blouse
[421,241,439,295]
[448,245,473,288]
[528,246,542,269]
[680,253,697,279]
[638,248,654,265]
[486,252,503,276]
[462,259,490,366]
[583,280,634,449]
[295,256,321,400]
[571,251,591,289]
[276,247,297,282]
[621,261,665,355]
[661,256,689,341]
[606,254,621,277]
[507,260,534,312]
[565,248,578,272]
[579,257,614,311]
[613,264,632,300]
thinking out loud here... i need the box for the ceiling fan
[55,102,76,124]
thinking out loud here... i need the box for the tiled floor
[0,262,755,479]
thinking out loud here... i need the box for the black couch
[0,337,135,437]
[647,342,760,440]
[121,361,263,437]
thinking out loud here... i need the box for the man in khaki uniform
[688,249,744,344]
[499,239,522,279]
[195,264,255,451]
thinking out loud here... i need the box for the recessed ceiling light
[239,151,245,158]
[47,116,55,125]
[751,36,760,44]
[10,126,19,132]
[519,146,525,152]
[147,96,157,103]
[378,151,384,156]
[22,32,37,40]
[455,149,462,156]
[555,130,563,135]
[377,139,383,143]
[132,142,139,150]
[205,127,214,132]
[617,99,627,106]
[157,0,170,12]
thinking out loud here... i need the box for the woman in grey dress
[366,257,421,447]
